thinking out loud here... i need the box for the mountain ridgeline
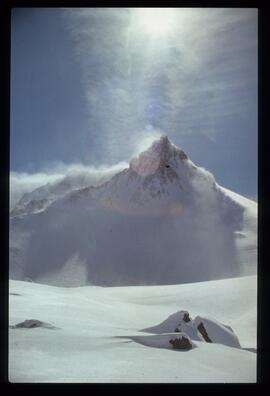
[10,136,255,287]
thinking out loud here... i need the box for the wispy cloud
[10,161,127,209]
[62,8,257,160]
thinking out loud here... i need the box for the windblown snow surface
[9,275,256,383]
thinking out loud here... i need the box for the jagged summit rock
[150,135,187,160]
[129,135,188,177]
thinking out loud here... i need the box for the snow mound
[128,332,194,351]
[192,316,241,348]
[142,310,241,349]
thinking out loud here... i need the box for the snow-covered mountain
[9,136,257,286]
[10,165,118,217]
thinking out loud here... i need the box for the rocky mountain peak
[129,135,188,177]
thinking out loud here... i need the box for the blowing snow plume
[9,136,257,286]
[10,162,127,214]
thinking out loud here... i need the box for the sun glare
[134,8,176,37]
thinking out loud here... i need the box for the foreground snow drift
[141,310,241,349]
[9,275,256,383]
[125,333,195,350]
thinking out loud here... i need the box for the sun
[134,8,176,37]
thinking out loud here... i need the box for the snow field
[9,275,256,383]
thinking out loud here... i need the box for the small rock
[10,319,58,330]
[197,322,212,343]
[179,310,192,323]
[169,333,192,350]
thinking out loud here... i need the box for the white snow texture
[9,275,257,382]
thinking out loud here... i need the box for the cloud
[62,7,257,154]
[10,172,63,209]
[132,127,163,157]
[10,162,128,209]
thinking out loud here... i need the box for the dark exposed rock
[183,312,191,323]
[10,319,58,330]
[197,322,212,343]
[169,334,192,350]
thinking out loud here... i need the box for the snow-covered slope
[9,136,257,286]
[219,187,257,275]
[10,166,119,217]
[9,275,257,383]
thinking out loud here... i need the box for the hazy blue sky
[11,8,258,198]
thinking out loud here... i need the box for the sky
[11,7,258,201]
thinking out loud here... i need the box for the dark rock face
[10,319,58,329]
[197,322,212,343]
[175,311,192,331]
[169,334,193,350]
[183,312,191,323]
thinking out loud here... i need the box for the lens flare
[134,8,176,37]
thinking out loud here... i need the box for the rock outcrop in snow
[10,319,58,330]
[169,333,193,350]
[142,309,241,349]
